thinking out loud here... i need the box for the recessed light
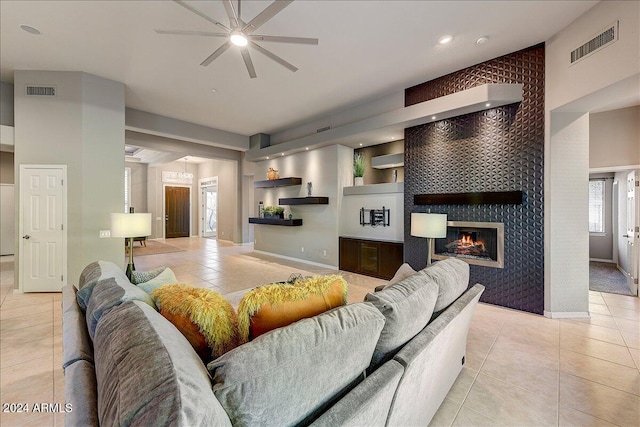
[476,36,489,45]
[359,143,363,147]
[485,103,491,107]
[20,25,41,35]
[211,88,217,92]
[266,156,270,159]
[431,116,436,120]
[305,147,309,150]
[438,35,453,45]
[281,153,284,156]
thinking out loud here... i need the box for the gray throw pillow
[421,258,469,312]
[130,265,167,284]
[366,271,438,366]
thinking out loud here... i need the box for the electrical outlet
[323,250,327,257]
[301,247,305,252]
[99,230,110,238]
[221,231,224,236]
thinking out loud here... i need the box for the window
[124,167,131,213]
[588,180,605,233]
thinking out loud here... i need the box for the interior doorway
[165,186,190,238]
[200,177,218,238]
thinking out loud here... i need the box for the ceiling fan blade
[241,47,257,79]
[242,0,293,34]
[174,0,229,32]
[249,41,298,72]
[222,0,239,29]
[201,41,232,66]
[249,35,318,45]
[155,29,229,37]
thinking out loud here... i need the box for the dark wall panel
[404,44,544,314]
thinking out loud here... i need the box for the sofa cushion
[237,274,347,342]
[137,267,178,294]
[209,303,385,427]
[130,265,167,285]
[365,271,438,366]
[84,277,155,340]
[61,285,94,368]
[421,258,470,313]
[151,284,239,361]
[93,300,231,427]
[374,263,417,292]
[77,260,131,310]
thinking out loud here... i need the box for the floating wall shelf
[344,182,404,196]
[414,191,523,205]
[254,177,302,188]
[249,217,303,226]
[371,153,404,169]
[279,197,329,205]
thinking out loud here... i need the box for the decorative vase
[355,177,364,186]
[267,168,279,180]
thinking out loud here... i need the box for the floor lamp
[111,212,152,280]
[411,212,447,266]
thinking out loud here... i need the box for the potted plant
[353,152,366,186]
[263,206,285,219]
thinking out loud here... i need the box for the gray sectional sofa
[62,258,484,426]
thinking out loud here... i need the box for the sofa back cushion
[77,260,130,309]
[93,300,231,427]
[84,276,155,339]
[421,258,470,313]
[365,272,438,366]
[209,303,385,427]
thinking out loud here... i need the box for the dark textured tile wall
[404,44,545,314]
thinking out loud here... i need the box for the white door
[19,165,66,292]
[200,177,218,238]
[626,171,639,295]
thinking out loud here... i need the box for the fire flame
[459,234,486,251]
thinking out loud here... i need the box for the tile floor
[0,237,638,426]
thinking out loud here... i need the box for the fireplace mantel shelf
[414,191,523,205]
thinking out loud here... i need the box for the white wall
[590,106,640,169]
[544,0,640,316]
[253,145,352,267]
[340,192,404,242]
[126,161,148,213]
[14,71,125,285]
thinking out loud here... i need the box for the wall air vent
[316,126,331,133]
[570,21,618,65]
[26,85,56,96]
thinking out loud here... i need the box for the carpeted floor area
[125,239,185,256]
[589,261,633,296]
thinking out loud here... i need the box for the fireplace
[432,221,504,268]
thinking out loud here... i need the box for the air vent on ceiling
[317,126,331,133]
[26,85,56,96]
[570,21,618,65]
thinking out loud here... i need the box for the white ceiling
[1,1,598,140]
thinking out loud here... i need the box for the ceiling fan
[155,0,318,78]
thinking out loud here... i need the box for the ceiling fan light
[230,32,248,47]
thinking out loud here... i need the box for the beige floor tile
[0,410,56,427]
[0,356,54,389]
[613,316,640,334]
[559,372,640,426]
[445,367,478,404]
[0,293,54,310]
[608,305,640,322]
[564,312,619,330]
[602,293,640,310]
[560,332,636,368]
[589,303,611,316]
[453,405,505,426]
[559,319,626,346]
[630,348,640,370]
[1,373,53,403]
[463,373,557,426]
[620,329,640,350]
[0,322,54,343]
[558,405,618,427]
[428,397,460,427]
[1,336,54,369]
[0,301,53,321]
[560,349,640,395]
[589,293,606,306]
[0,312,54,332]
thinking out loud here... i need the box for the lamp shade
[411,213,447,238]
[110,213,152,238]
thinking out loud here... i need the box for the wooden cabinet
[339,237,403,280]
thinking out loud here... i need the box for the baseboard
[544,311,590,319]
[253,250,338,271]
[617,265,632,277]
[589,258,615,263]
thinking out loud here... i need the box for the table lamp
[111,212,152,280]
[411,212,447,266]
